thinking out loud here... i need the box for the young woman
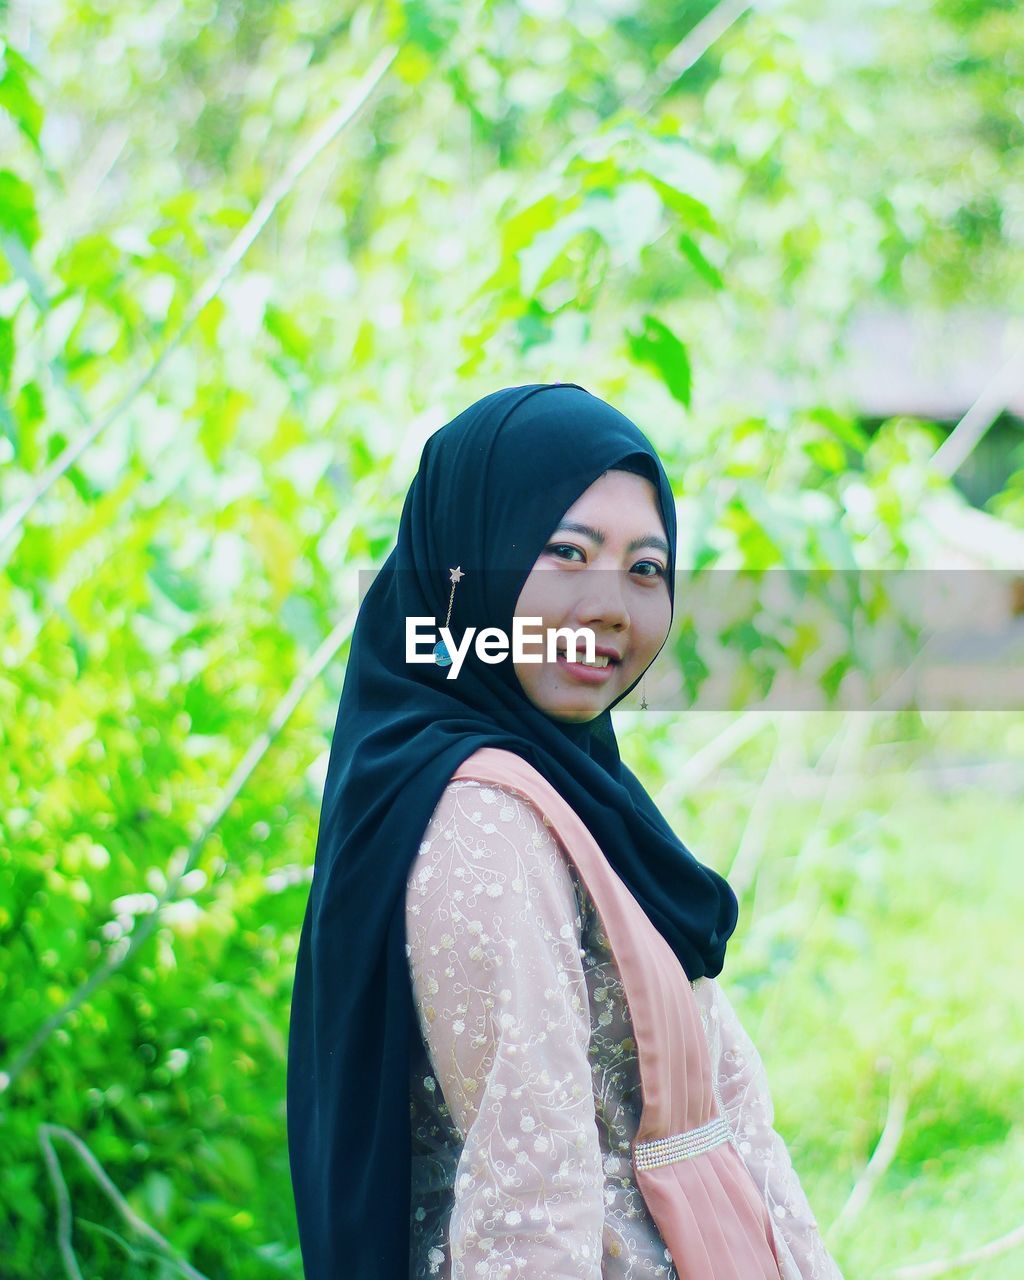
[286,383,844,1280]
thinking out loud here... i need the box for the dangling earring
[640,673,648,710]
[434,566,464,667]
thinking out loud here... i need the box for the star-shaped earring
[435,566,466,667]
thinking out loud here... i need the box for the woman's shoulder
[447,746,550,796]
[447,747,569,817]
[429,771,548,841]
[434,748,541,819]
[405,769,576,911]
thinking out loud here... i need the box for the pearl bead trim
[633,1114,732,1170]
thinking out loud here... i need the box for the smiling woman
[513,466,673,723]
[286,383,844,1280]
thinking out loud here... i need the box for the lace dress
[405,776,843,1280]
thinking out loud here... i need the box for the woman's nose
[574,571,629,630]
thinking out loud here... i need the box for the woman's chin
[515,664,622,722]
[540,687,613,723]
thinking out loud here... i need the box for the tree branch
[627,0,754,115]
[826,1068,910,1241]
[0,43,399,551]
[884,1221,1024,1278]
[38,1123,210,1280]
[930,329,1024,480]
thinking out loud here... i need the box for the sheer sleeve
[405,779,605,1280]
[693,977,844,1280]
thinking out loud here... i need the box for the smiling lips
[555,646,620,683]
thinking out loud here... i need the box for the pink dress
[405,747,843,1279]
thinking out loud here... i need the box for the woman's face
[512,468,672,723]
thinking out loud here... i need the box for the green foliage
[1,1,1022,1277]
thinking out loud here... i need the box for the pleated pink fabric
[451,747,783,1280]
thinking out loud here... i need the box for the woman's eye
[545,543,585,562]
[545,544,665,579]
[633,560,666,579]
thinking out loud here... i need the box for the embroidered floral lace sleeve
[405,779,605,1280]
[692,977,844,1280]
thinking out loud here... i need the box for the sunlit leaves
[1,1,1022,1277]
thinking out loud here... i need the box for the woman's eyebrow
[554,520,669,556]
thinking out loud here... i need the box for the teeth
[559,651,611,668]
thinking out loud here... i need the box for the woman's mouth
[555,648,619,684]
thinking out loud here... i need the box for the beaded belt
[633,1115,732,1170]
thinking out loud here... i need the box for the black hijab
[286,383,739,1279]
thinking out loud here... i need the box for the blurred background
[1,0,1023,1276]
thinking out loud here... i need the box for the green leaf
[0,42,44,151]
[0,171,40,250]
[501,192,571,257]
[516,298,554,353]
[626,314,692,408]
[677,233,725,289]
[57,234,124,291]
[264,304,312,359]
[636,170,718,233]
[0,391,16,450]
[0,313,13,391]
[401,0,460,55]
[806,407,871,453]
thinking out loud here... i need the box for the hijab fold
[286,383,739,1279]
